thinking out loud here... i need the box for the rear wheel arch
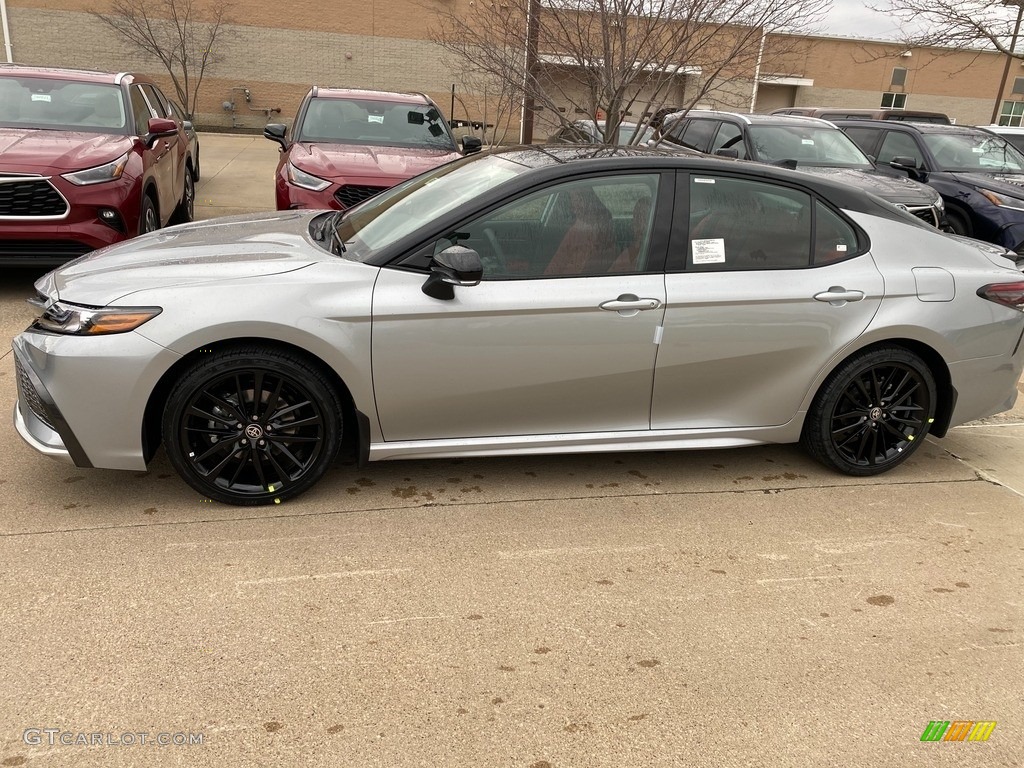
[142,337,360,465]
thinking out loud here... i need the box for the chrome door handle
[813,287,865,306]
[599,295,662,312]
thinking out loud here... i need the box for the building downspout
[0,0,12,63]
[749,29,765,113]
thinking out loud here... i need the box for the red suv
[0,64,193,265]
[264,87,481,211]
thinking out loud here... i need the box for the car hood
[950,171,1024,196]
[0,128,133,172]
[798,166,939,206]
[38,211,327,306]
[291,141,461,182]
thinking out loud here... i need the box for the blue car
[835,119,1024,253]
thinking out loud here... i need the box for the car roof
[831,118,988,135]
[664,109,835,128]
[0,63,138,85]
[310,87,431,104]
[980,124,1024,134]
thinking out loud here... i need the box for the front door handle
[814,286,865,306]
[600,294,662,316]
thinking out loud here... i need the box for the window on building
[999,100,1024,126]
[891,68,907,87]
[880,92,907,109]
[1013,77,1024,95]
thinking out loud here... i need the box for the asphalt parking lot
[1,134,1022,767]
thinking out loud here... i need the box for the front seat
[544,188,616,276]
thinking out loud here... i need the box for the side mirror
[422,245,483,300]
[264,123,288,150]
[889,156,926,182]
[146,117,178,143]
[182,120,194,132]
[461,136,483,154]
[715,148,739,159]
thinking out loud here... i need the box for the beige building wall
[3,0,1023,135]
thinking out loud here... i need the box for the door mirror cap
[714,148,739,159]
[182,119,194,132]
[889,155,918,169]
[146,117,178,139]
[264,123,289,149]
[462,135,483,154]
[422,245,483,300]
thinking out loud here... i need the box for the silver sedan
[13,147,1024,505]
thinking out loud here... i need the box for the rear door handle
[600,294,662,315]
[813,287,865,306]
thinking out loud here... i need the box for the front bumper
[12,330,180,471]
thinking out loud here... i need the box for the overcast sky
[820,0,903,40]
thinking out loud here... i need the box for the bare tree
[869,0,1024,59]
[92,0,230,118]
[431,0,830,145]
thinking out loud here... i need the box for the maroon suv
[0,64,193,265]
[264,87,481,211]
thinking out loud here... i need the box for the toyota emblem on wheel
[244,424,263,439]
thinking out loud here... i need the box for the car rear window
[298,97,456,151]
[0,77,127,133]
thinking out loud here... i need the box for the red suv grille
[334,184,387,209]
[0,177,68,218]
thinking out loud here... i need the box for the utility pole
[520,0,541,144]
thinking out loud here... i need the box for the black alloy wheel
[140,194,159,234]
[163,347,344,505]
[944,208,971,237]
[802,346,936,476]
[172,167,195,224]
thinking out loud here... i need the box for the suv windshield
[922,132,1024,173]
[0,77,127,133]
[334,154,529,260]
[749,125,872,168]
[298,97,456,151]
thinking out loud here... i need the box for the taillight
[978,281,1024,311]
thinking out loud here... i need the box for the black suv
[834,119,1024,253]
[655,110,946,228]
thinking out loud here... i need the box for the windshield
[922,132,1024,173]
[298,97,456,151]
[0,77,127,133]
[335,154,530,260]
[616,123,654,145]
[748,125,872,168]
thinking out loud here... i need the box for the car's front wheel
[162,346,344,505]
[801,346,937,476]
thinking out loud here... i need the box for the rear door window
[842,126,883,157]
[678,119,718,152]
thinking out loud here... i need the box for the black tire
[801,346,937,476]
[945,208,971,237]
[140,193,159,235]
[162,346,344,505]
[171,165,195,225]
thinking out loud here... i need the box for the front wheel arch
[142,338,359,464]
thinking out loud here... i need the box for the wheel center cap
[869,407,883,422]
[245,424,264,439]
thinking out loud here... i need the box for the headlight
[61,152,130,186]
[287,163,331,191]
[933,194,945,211]
[978,187,1024,212]
[33,301,161,335]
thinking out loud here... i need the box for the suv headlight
[978,187,1024,212]
[61,152,130,186]
[287,163,332,192]
[34,301,161,335]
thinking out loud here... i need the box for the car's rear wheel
[162,347,344,505]
[171,166,195,225]
[802,346,936,476]
[140,193,159,234]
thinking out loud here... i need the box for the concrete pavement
[0,134,1022,766]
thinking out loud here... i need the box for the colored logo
[920,721,996,742]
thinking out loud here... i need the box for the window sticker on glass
[693,238,726,264]
[368,114,384,124]
[801,139,814,145]
[836,244,848,252]
[31,94,51,102]
[694,178,716,184]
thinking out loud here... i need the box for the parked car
[978,123,1024,154]
[14,147,1024,505]
[655,110,946,227]
[168,99,200,181]
[264,87,481,211]
[548,120,655,146]
[771,107,951,124]
[834,119,1024,251]
[0,64,194,265]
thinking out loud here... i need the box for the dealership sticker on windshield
[31,94,51,102]
[692,238,726,264]
[694,177,715,184]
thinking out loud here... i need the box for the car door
[130,85,175,224]
[142,84,185,217]
[371,172,670,441]
[652,172,884,429]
